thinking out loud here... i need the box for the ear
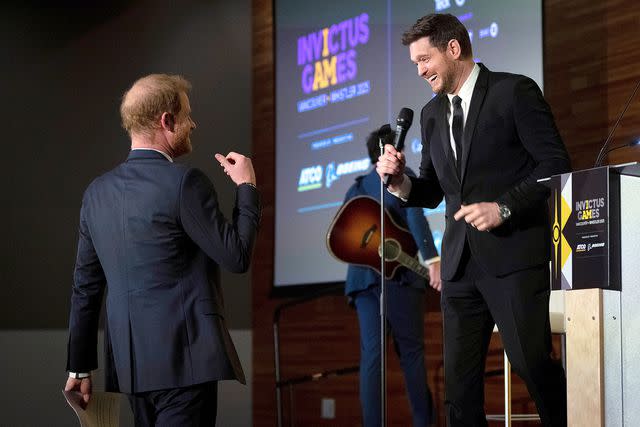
[448,39,462,60]
[161,112,175,132]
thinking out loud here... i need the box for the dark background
[1,0,253,330]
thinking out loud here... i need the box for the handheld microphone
[383,108,414,185]
[392,107,414,152]
[594,80,640,167]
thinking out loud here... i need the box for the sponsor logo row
[575,242,606,253]
[298,157,370,191]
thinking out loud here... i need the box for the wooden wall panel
[252,1,639,425]
[545,0,640,169]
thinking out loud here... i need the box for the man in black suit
[64,74,260,426]
[377,14,570,426]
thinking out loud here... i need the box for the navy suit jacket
[405,64,571,280]
[66,150,260,393]
[344,168,439,297]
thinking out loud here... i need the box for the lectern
[542,163,640,426]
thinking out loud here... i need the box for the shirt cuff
[425,256,441,265]
[68,371,91,379]
[387,173,412,201]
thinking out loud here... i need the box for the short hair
[401,13,472,59]
[366,127,395,164]
[120,74,191,135]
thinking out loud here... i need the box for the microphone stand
[594,79,640,167]
[378,137,388,427]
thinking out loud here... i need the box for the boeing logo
[588,242,605,251]
[325,157,370,188]
[325,162,337,188]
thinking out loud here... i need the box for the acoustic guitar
[326,195,429,280]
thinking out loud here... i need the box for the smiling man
[376,14,571,426]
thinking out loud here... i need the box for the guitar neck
[396,251,430,280]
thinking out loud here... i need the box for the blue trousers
[354,284,434,427]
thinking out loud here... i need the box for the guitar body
[326,195,422,280]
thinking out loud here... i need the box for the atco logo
[297,165,323,192]
[325,157,370,188]
[576,244,586,252]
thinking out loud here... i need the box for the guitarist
[344,128,442,427]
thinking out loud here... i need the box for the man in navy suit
[344,129,441,427]
[64,74,260,426]
[377,14,570,426]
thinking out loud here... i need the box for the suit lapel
[437,95,459,183]
[460,64,489,185]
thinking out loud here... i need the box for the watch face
[500,205,511,219]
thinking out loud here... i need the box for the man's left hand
[64,376,92,409]
[454,202,503,232]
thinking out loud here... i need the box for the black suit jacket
[406,64,570,280]
[66,150,260,393]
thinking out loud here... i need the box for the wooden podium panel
[565,289,604,426]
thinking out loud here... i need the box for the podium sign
[547,166,620,290]
[543,162,640,426]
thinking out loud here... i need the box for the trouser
[354,284,434,427]
[441,243,566,426]
[128,381,218,427]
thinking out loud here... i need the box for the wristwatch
[497,203,511,221]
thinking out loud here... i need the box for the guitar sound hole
[379,239,400,261]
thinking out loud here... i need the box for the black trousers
[441,243,566,426]
[128,381,218,427]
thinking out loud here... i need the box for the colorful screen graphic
[274,0,543,288]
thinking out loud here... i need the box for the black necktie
[451,95,464,177]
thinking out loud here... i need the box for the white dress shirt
[392,63,481,200]
[131,147,173,162]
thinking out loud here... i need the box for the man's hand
[64,376,92,409]
[215,152,256,186]
[375,144,406,191]
[427,260,442,292]
[454,202,503,232]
